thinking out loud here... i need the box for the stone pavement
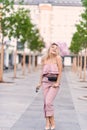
[0,67,87,130]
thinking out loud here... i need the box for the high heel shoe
[50,126,55,130]
[45,127,50,130]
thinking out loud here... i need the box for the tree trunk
[28,53,31,73]
[77,54,80,75]
[33,53,35,71]
[72,56,77,72]
[22,51,25,75]
[79,51,82,79]
[83,49,87,81]
[0,44,4,82]
[14,49,17,78]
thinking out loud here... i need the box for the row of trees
[0,0,45,82]
[69,0,87,81]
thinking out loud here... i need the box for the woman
[36,43,62,130]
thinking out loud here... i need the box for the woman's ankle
[45,117,50,128]
[49,116,55,128]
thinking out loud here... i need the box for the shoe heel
[45,128,50,130]
[51,127,55,130]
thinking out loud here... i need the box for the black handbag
[47,75,57,82]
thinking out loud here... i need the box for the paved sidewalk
[0,67,87,130]
[65,67,87,130]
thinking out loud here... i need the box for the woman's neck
[49,53,56,59]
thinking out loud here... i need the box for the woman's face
[49,44,59,55]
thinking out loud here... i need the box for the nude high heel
[50,126,55,130]
[45,127,50,130]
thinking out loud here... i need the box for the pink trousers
[42,82,59,118]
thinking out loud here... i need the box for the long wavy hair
[45,43,59,61]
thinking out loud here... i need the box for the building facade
[15,1,84,66]
[1,0,84,68]
[14,0,83,48]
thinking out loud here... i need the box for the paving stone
[0,67,86,130]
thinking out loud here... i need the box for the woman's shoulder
[56,55,63,66]
[42,53,48,60]
[41,55,47,64]
[56,55,62,60]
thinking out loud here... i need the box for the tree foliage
[8,6,45,51]
[69,32,82,54]
[0,0,14,43]
[70,0,87,54]
[8,7,33,45]
[27,28,45,51]
[77,9,87,49]
[81,0,87,7]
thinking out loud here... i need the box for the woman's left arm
[54,55,62,87]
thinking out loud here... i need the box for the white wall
[64,57,72,66]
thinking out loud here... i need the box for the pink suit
[42,64,59,117]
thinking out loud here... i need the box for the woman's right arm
[36,57,44,90]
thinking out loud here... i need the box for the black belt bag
[47,75,58,82]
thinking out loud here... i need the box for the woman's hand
[37,82,42,88]
[36,83,41,92]
[52,82,60,88]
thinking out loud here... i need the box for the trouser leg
[43,86,59,117]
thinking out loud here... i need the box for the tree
[77,8,87,81]
[8,7,34,77]
[8,8,33,44]
[27,27,45,71]
[0,0,14,43]
[70,0,87,81]
[81,0,87,7]
[70,31,82,72]
[69,32,82,54]
[0,0,14,82]
[27,28,45,51]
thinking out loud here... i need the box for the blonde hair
[42,43,60,64]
